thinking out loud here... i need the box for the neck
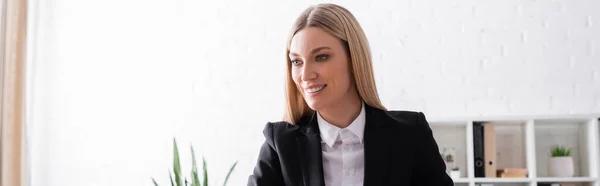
[318,90,362,128]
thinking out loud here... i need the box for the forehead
[289,27,342,55]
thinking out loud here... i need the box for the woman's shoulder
[263,121,297,130]
[381,110,434,141]
[383,110,429,128]
[261,121,301,138]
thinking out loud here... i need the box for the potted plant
[445,154,454,163]
[548,145,574,177]
[152,139,238,186]
[449,166,461,179]
[441,147,458,176]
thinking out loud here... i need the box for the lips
[304,84,327,94]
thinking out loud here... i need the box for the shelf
[535,119,595,177]
[451,178,470,183]
[475,120,529,177]
[431,123,468,177]
[428,116,600,186]
[472,177,532,183]
[427,114,600,124]
[536,177,598,182]
[430,121,468,126]
[450,177,598,183]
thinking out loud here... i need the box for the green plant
[550,145,572,157]
[445,154,454,162]
[152,139,238,186]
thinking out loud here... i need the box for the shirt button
[344,146,351,151]
[345,170,351,176]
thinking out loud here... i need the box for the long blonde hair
[284,3,386,124]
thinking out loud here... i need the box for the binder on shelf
[473,122,485,177]
[483,123,497,177]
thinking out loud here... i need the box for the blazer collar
[363,103,391,185]
[299,103,383,135]
[296,104,392,186]
[298,110,319,136]
[296,111,325,186]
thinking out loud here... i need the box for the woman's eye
[291,59,303,66]
[315,54,329,62]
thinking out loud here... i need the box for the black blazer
[248,104,453,186]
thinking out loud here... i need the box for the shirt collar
[317,102,366,148]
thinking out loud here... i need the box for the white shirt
[317,103,365,186]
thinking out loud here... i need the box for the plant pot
[548,156,574,177]
[450,170,461,179]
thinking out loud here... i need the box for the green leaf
[153,138,239,186]
[203,157,208,186]
[174,139,183,186]
[152,178,160,186]
[222,161,238,186]
[191,146,201,186]
[169,171,175,186]
[551,145,572,157]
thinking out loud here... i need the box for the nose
[300,62,317,81]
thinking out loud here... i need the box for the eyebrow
[289,46,331,57]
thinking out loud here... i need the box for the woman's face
[289,27,355,111]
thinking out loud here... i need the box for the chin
[305,99,322,111]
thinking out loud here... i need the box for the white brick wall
[26,0,600,185]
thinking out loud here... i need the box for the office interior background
[0,0,599,186]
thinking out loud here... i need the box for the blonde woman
[248,3,452,186]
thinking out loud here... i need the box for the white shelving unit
[429,114,600,186]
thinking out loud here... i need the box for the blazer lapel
[296,112,325,186]
[363,105,391,185]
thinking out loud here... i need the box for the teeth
[307,85,325,93]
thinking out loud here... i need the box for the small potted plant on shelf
[548,145,574,177]
[441,147,458,177]
[445,154,454,163]
[449,166,461,179]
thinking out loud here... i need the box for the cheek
[291,69,300,83]
[329,62,352,89]
[291,69,303,90]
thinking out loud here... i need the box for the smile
[306,85,327,94]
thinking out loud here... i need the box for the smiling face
[288,27,357,111]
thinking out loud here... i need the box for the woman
[248,3,452,186]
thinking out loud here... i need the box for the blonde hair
[284,3,386,124]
